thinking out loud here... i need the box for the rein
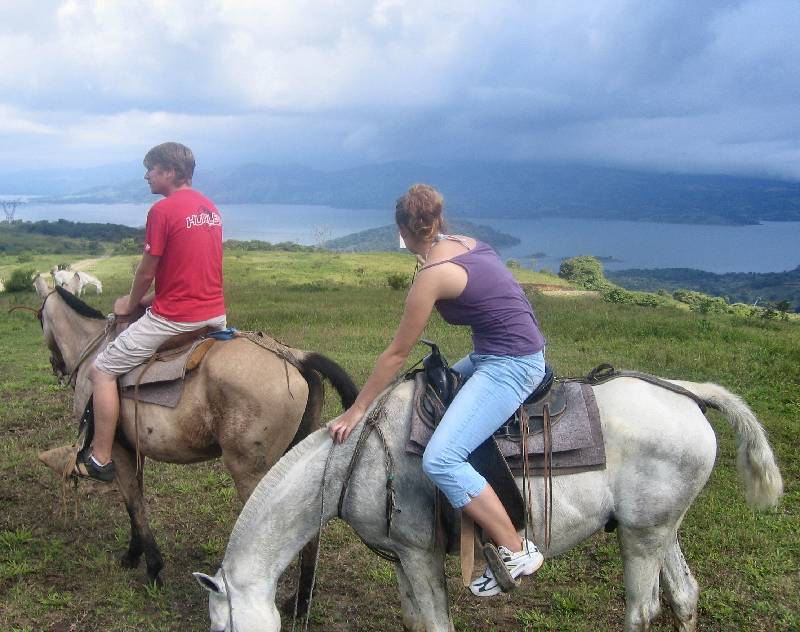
[219,566,238,632]
[8,304,40,316]
[24,289,111,385]
[291,385,404,631]
[289,439,339,632]
[337,387,401,564]
[66,321,113,386]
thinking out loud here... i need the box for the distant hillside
[323,219,519,252]
[607,266,800,311]
[0,163,138,196]
[39,161,800,226]
[0,219,142,255]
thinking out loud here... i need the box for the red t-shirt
[144,189,225,322]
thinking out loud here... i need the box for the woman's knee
[422,446,452,480]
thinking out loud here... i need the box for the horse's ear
[193,571,225,594]
[33,274,50,297]
[65,272,81,295]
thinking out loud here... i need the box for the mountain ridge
[29,161,800,226]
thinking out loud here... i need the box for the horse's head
[194,569,280,632]
[33,274,68,378]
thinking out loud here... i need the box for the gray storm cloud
[0,0,798,178]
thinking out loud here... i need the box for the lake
[10,200,800,274]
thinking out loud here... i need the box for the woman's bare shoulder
[426,235,475,263]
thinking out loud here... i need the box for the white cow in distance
[76,271,103,295]
[50,267,102,295]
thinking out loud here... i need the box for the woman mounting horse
[330,183,548,596]
[196,184,782,631]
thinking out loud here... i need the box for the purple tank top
[424,241,546,356]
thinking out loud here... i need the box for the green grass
[0,251,797,630]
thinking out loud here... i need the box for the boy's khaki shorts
[94,309,226,376]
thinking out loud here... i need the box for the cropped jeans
[421,350,546,509]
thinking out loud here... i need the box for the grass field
[1,251,797,631]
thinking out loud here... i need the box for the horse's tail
[285,365,324,453]
[293,351,359,410]
[282,351,357,454]
[675,380,783,510]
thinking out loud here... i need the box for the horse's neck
[223,429,358,595]
[49,298,106,373]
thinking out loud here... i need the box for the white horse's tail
[674,381,783,510]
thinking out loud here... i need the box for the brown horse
[32,275,357,599]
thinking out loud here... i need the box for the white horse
[75,270,103,295]
[195,377,782,632]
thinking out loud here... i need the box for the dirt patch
[539,288,599,297]
[70,257,107,271]
[522,282,599,297]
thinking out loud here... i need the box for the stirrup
[481,542,517,593]
[71,453,115,483]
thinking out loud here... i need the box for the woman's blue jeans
[421,350,546,509]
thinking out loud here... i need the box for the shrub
[673,289,728,314]
[603,287,632,304]
[760,304,779,321]
[559,256,610,291]
[5,268,36,292]
[114,237,141,254]
[602,287,662,308]
[16,252,33,263]
[506,259,520,269]
[690,296,728,315]
[775,300,792,321]
[633,293,661,308]
[728,303,755,318]
[386,272,411,290]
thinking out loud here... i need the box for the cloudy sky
[1,0,798,179]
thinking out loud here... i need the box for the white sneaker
[469,539,544,597]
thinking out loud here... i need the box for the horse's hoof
[119,552,141,569]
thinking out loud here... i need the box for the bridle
[219,566,238,632]
[23,289,111,386]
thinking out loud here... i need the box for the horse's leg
[396,548,453,632]
[618,525,671,632]
[660,533,699,632]
[112,441,164,586]
[276,539,317,617]
[395,562,426,632]
[282,370,324,616]
[221,445,317,617]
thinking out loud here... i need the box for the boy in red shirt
[74,142,226,482]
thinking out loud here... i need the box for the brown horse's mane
[54,285,105,320]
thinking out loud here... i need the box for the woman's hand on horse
[329,406,365,444]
